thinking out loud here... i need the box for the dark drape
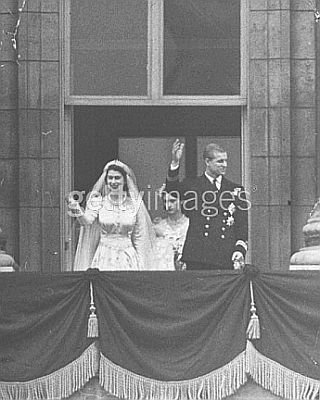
[0,272,92,381]
[1,269,320,399]
[94,271,250,381]
[253,271,320,380]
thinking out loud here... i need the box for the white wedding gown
[77,198,143,270]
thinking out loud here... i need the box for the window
[163,0,240,95]
[66,0,246,103]
[69,0,148,96]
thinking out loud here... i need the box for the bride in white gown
[68,160,161,271]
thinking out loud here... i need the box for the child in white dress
[154,190,189,270]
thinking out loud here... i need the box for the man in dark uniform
[165,139,249,270]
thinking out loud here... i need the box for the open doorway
[74,106,242,198]
[69,106,242,268]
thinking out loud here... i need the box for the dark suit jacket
[166,167,249,269]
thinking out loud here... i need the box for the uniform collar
[204,173,222,189]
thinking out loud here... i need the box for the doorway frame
[60,0,250,270]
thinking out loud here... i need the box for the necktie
[212,179,218,192]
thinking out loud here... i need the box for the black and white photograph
[1,1,320,399]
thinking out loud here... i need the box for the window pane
[119,138,186,220]
[70,0,148,96]
[163,0,240,95]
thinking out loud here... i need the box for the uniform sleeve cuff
[167,164,180,180]
[170,161,180,170]
[236,240,248,251]
[235,240,248,256]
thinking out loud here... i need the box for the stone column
[249,0,291,270]
[0,0,19,260]
[18,0,61,272]
[290,0,318,258]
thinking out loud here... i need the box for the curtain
[1,269,320,400]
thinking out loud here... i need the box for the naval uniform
[166,167,248,270]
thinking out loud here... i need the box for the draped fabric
[0,272,93,382]
[253,271,320,380]
[246,271,320,399]
[94,271,249,381]
[1,269,320,400]
[0,272,100,400]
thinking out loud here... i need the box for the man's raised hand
[172,139,184,166]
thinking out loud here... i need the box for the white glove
[232,251,244,270]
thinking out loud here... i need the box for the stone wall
[0,0,61,271]
[290,0,318,254]
[0,0,19,261]
[19,0,61,272]
[249,0,318,270]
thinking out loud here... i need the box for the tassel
[87,281,99,338]
[246,280,260,340]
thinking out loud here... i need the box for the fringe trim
[246,340,320,400]
[99,350,247,400]
[0,342,99,400]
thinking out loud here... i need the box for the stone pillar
[248,0,291,270]
[317,0,320,201]
[249,1,318,270]
[290,199,320,269]
[0,0,19,260]
[290,0,318,257]
[18,0,61,272]
[290,0,318,270]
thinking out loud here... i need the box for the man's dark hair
[203,143,226,160]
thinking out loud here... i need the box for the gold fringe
[0,342,99,400]
[99,350,247,400]
[246,340,320,399]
